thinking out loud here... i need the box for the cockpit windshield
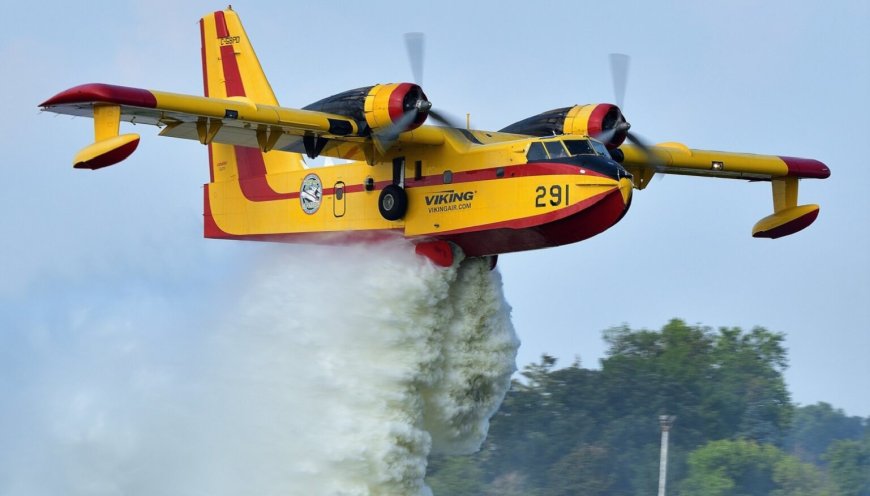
[563,138,610,158]
[526,137,613,162]
[564,139,594,156]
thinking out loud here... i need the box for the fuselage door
[333,181,346,217]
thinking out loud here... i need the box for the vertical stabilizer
[199,8,304,185]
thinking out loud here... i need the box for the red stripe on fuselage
[226,161,603,203]
[406,162,607,188]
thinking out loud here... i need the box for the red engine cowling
[500,103,628,149]
[304,83,429,134]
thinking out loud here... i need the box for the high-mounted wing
[619,142,829,185]
[619,142,830,238]
[39,83,448,169]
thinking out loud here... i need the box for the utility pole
[658,415,677,496]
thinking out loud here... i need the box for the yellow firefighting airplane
[40,8,829,267]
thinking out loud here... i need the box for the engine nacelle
[500,104,628,149]
[304,83,429,134]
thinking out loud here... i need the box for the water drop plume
[1,240,519,496]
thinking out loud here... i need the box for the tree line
[425,319,870,495]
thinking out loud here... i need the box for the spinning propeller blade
[609,53,629,110]
[373,109,420,154]
[404,32,424,85]
[605,53,664,171]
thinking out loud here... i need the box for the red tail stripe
[210,12,285,199]
[214,11,229,38]
[199,19,209,98]
[207,144,215,183]
[213,11,245,98]
[220,44,246,98]
[234,147,296,201]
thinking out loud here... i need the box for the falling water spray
[1,241,518,496]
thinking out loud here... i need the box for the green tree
[436,320,802,495]
[545,444,613,495]
[707,326,792,445]
[680,439,829,496]
[787,402,866,464]
[824,438,870,496]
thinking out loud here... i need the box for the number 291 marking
[535,184,570,207]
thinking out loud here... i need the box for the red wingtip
[780,156,831,179]
[40,83,157,108]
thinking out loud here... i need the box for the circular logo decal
[300,173,323,214]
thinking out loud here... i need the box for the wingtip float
[39,8,830,266]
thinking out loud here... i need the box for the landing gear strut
[379,156,409,221]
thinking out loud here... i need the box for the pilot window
[590,140,611,157]
[545,141,569,159]
[526,142,547,161]
[564,139,595,156]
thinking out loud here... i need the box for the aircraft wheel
[379,184,408,221]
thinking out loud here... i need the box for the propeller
[603,53,664,171]
[373,32,464,154]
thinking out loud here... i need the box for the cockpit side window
[526,142,548,162]
[590,140,611,158]
[544,141,568,159]
[564,139,595,156]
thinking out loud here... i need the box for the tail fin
[199,8,304,184]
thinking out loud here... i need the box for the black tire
[378,184,408,221]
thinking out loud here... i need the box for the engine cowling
[304,83,429,134]
[500,104,628,149]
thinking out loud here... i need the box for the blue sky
[3,0,869,418]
